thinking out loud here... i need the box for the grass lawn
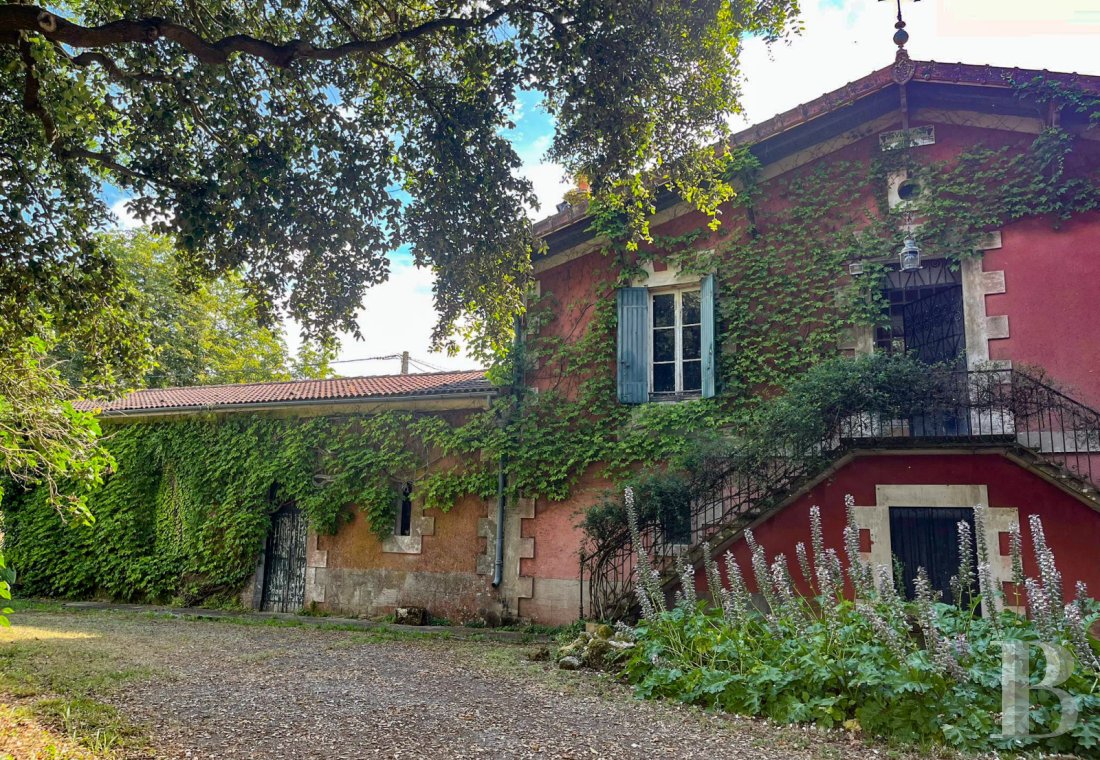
[0,604,152,759]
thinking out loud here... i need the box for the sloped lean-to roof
[78,370,494,417]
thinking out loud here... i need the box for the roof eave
[92,387,499,420]
[530,59,1100,247]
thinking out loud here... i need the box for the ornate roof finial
[893,0,909,48]
[890,0,917,84]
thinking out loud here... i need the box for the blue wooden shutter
[701,274,717,399]
[617,287,649,404]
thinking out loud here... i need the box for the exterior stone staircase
[581,368,1100,620]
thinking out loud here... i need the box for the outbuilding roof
[79,370,494,416]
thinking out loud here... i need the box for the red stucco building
[528,54,1100,622]
[25,55,1100,627]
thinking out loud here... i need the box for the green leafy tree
[1,0,799,358]
[84,232,296,387]
[0,0,799,541]
[0,334,112,521]
[290,338,338,380]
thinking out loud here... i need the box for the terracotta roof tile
[79,370,493,415]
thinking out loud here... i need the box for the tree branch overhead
[1,3,519,67]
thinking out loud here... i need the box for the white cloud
[287,259,484,376]
[520,159,571,219]
[733,0,1099,130]
[514,133,571,218]
[109,197,144,230]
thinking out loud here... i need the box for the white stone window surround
[848,484,1021,614]
[382,490,435,555]
[634,259,708,289]
[632,259,709,402]
[843,236,1008,373]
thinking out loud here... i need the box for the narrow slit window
[396,482,413,537]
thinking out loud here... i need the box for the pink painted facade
[711,454,1100,603]
[525,60,1100,622]
[985,211,1100,408]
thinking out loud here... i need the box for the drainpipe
[492,314,525,589]
[492,454,506,588]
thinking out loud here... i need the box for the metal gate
[260,502,307,612]
[889,506,977,604]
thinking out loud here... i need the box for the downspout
[492,454,506,587]
[492,313,525,588]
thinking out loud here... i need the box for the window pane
[682,290,701,325]
[653,328,675,362]
[683,360,702,392]
[653,363,675,393]
[653,294,674,327]
[682,325,701,360]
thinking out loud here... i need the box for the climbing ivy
[505,114,1099,517]
[6,80,1098,605]
[4,412,495,604]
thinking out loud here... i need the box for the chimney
[400,351,409,375]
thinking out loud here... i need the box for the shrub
[581,353,962,546]
[620,490,1100,755]
[581,470,698,545]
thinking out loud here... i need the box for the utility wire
[328,354,403,364]
[330,353,452,373]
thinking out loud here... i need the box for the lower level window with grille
[651,288,702,397]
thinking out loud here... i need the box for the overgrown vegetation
[617,488,1100,755]
[580,352,957,543]
[3,412,496,605]
[520,116,1099,518]
[5,82,1098,612]
[0,0,804,620]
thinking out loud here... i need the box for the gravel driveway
[6,611,936,759]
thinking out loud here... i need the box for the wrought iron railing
[580,369,1100,620]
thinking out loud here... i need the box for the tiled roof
[79,370,493,415]
[532,59,1100,239]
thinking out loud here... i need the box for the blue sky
[110,0,1100,376]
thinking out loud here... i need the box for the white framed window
[650,288,702,397]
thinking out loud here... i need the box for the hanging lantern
[899,237,922,271]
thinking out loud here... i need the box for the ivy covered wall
[3,409,497,605]
[517,100,1100,602]
[522,120,1100,501]
[5,79,1099,617]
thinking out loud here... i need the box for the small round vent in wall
[897,179,922,202]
